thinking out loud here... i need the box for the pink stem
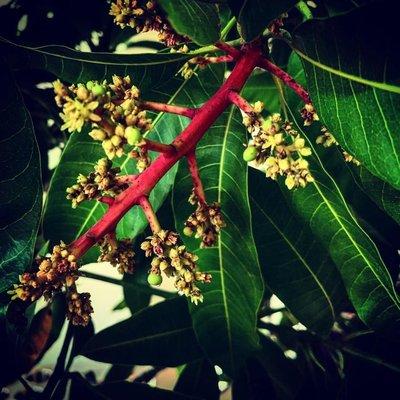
[138,196,161,233]
[98,197,114,206]
[187,151,206,204]
[215,41,242,59]
[140,100,196,118]
[227,90,254,114]
[257,58,311,103]
[144,139,176,154]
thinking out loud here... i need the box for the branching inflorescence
[10,4,338,326]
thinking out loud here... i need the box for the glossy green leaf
[172,65,264,377]
[355,167,400,226]
[278,105,400,331]
[0,37,190,88]
[250,169,347,335]
[0,61,42,293]
[293,1,400,189]
[174,359,219,400]
[227,0,297,41]
[158,0,220,45]
[82,297,203,366]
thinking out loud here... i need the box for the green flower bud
[86,81,95,90]
[92,84,106,97]
[243,146,258,162]
[147,273,162,286]
[125,126,142,145]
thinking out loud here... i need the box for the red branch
[257,58,311,103]
[69,44,262,259]
[139,100,196,118]
[215,41,242,59]
[228,90,254,114]
[138,196,161,233]
[187,151,206,204]
[144,139,176,154]
[204,55,234,64]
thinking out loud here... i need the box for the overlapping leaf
[279,104,400,330]
[0,61,42,292]
[82,298,203,366]
[172,66,263,376]
[293,1,400,189]
[158,0,220,45]
[250,170,347,335]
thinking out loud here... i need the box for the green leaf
[82,297,203,366]
[174,359,219,400]
[172,66,264,376]
[250,169,348,336]
[278,105,400,331]
[227,0,297,41]
[0,60,42,293]
[157,0,220,46]
[1,37,191,88]
[293,1,400,189]
[355,167,400,227]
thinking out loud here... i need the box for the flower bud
[243,146,258,162]
[125,126,142,145]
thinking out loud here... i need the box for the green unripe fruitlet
[92,84,106,96]
[243,146,258,162]
[86,81,95,90]
[183,226,193,237]
[125,126,142,145]
[148,273,162,286]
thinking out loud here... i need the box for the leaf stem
[220,17,237,40]
[139,100,196,118]
[296,1,313,20]
[187,151,206,204]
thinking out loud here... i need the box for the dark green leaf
[172,65,264,376]
[250,169,348,336]
[157,0,220,45]
[227,0,297,41]
[293,1,400,189]
[355,167,400,226]
[175,359,219,400]
[82,297,203,366]
[278,104,400,331]
[0,60,42,293]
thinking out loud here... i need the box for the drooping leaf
[0,60,42,293]
[293,1,400,189]
[174,359,219,400]
[227,0,297,41]
[172,66,264,377]
[1,37,191,89]
[355,167,400,227]
[250,169,347,336]
[157,0,220,45]
[277,104,400,331]
[82,297,203,366]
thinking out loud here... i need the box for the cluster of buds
[129,146,152,172]
[178,55,211,80]
[242,106,314,190]
[316,127,361,165]
[141,230,211,304]
[109,0,186,47]
[267,13,288,35]
[66,158,128,208]
[8,243,92,326]
[98,235,136,274]
[66,290,94,326]
[53,76,152,163]
[183,191,225,247]
[301,103,319,126]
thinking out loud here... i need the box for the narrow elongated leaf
[293,1,400,189]
[355,167,400,226]
[83,298,203,366]
[174,359,219,400]
[172,66,264,376]
[1,38,190,89]
[227,0,297,41]
[279,105,400,331]
[250,170,347,335]
[0,61,42,292]
[158,0,220,45]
